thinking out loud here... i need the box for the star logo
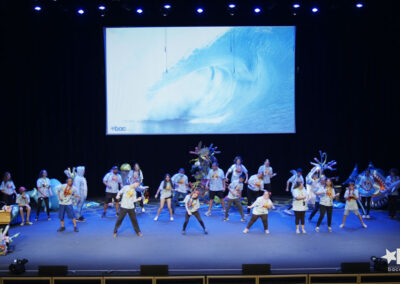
[382,249,397,264]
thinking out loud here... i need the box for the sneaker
[302,229,307,234]
[170,217,174,221]
[328,227,332,232]
[74,227,79,232]
[154,216,158,221]
[366,215,370,219]
[362,223,367,228]
[205,211,211,216]
[47,217,51,221]
[20,222,25,226]
[182,231,186,235]
[76,218,85,223]
[35,218,38,222]
[315,227,320,232]
[362,215,366,218]
[26,221,33,225]
[57,227,66,232]
[142,207,145,213]
[223,218,229,222]
[241,218,246,222]
[113,233,117,238]
[296,229,300,234]
[204,230,208,235]
[137,232,143,237]
[284,209,294,215]
[243,228,249,234]
[265,230,270,234]
[339,224,344,228]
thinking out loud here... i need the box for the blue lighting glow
[98,5,106,10]
[254,7,261,13]
[197,8,204,14]
[164,4,171,9]
[34,6,42,11]
[293,3,300,9]
[228,4,236,9]
[77,9,84,15]
[136,8,143,14]
[311,7,318,13]
[356,3,364,8]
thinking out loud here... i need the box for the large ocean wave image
[105,26,295,134]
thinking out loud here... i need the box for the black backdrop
[1,0,399,197]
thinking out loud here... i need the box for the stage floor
[1,199,399,274]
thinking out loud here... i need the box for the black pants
[225,198,244,218]
[114,208,141,234]
[361,196,371,215]
[2,193,15,205]
[183,211,205,231]
[309,201,320,220]
[295,211,305,225]
[316,205,333,227]
[247,190,262,213]
[36,197,50,219]
[246,214,268,230]
[388,195,398,217]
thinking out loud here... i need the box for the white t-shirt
[252,196,272,215]
[226,164,248,182]
[248,175,264,191]
[117,185,140,209]
[172,173,189,193]
[184,194,200,213]
[103,172,122,193]
[311,181,324,202]
[227,181,243,199]
[319,187,336,207]
[386,175,400,196]
[57,184,78,206]
[344,188,359,210]
[258,165,273,184]
[16,194,30,205]
[158,181,173,199]
[0,181,16,195]
[73,176,87,197]
[36,178,51,198]
[292,188,308,211]
[207,168,225,191]
[287,175,304,192]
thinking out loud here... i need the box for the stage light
[77,9,84,15]
[34,6,42,11]
[311,7,318,13]
[196,8,204,14]
[136,8,143,14]
[228,4,236,8]
[98,5,106,10]
[356,3,364,8]
[254,7,261,13]
[293,3,300,8]
[227,3,237,16]
[164,4,171,9]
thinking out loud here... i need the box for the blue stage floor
[1,200,399,274]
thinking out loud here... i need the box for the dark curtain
[1,1,399,197]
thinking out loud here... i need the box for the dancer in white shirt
[340,181,367,228]
[243,191,273,234]
[154,174,174,221]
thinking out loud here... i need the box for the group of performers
[1,155,399,237]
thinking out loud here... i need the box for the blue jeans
[76,195,86,219]
[172,192,187,212]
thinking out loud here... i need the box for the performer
[102,166,123,218]
[284,169,304,215]
[340,181,367,228]
[386,168,400,218]
[131,163,146,213]
[246,172,265,215]
[172,168,189,213]
[16,187,33,226]
[315,178,338,232]
[35,170,52,221]
[205,162,226,216]
[74,166,87,222]
[0,172,16,205]
[154,174,174,221]
[258,159,277,192]
[243,191,273,234]
[57,177,80,232]
[182,190,208,235]
[224,174,246,222]
[225,156,249,183]
[113,182,143,238]
[292,182,308,234]
[308,175,326,221]
[359,169,374,219]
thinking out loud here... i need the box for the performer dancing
[102,166,123,218]
[243,191,273,234]
[224,174,246,222]
[205,162,226,216]
[154,174,174,221]
[308,175,326,221]
[35,170,52,221]
[359,169,374,219]
[131,163,146,213]
[182,190,207,235]
[258,159,276,192]
[315,178,338,232]
[74,166,87,222]
[17,187,33,226]
[246,172,265,215]
[340,181,367,228]
[172,168,189,213]
[113,182,143,238]
[292,182,308,234]
[225,156,249,183]
[57,177,80,232]
[0,172,16,205]
[284,169,304,215]
[386,168,400,218]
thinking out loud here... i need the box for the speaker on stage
[341,262,370,273]
[242,264,271,275]
[140,265,169,276]
[38,265,68,276]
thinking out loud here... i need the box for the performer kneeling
[224,174,246,222]
[340,181,367,228]
[113,182,143,238]
[57,178,80,232]
[292,182,308,234]
[182,190,208,235]
[243,191,273,234]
